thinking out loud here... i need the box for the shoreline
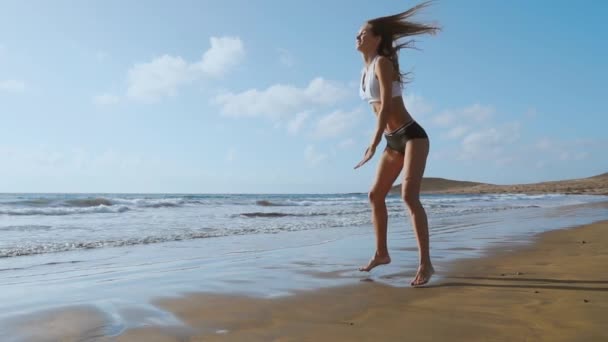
[6,218,608,341]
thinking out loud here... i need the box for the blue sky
[1,0,607,193]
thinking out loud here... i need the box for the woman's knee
[368,188,387,205]
[401,183,421,207]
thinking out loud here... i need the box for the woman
[354,1,440,287]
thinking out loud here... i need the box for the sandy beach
[9,217,608,341]
[409,172,608,196]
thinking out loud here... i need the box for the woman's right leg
[401,138,433,286]
[359,148,404,272]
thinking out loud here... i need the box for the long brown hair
[367,1,440,84]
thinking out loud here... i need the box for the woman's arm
[354,56,395,169]
[369,56,394,149]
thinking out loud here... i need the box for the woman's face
[356,24,380,53]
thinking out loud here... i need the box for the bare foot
[411,264,435,287]
[359,254,391,272]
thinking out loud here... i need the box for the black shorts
[384,121,428,153]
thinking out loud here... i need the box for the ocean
[1,192,607,333]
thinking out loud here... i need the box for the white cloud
[126,55,193,102]
[314,108,364,139]
[535,138,553,151]
[304,145,327,167]
[96,51,109,62]
[496,156,517,166]
[0,145,142,171]
[412,100,516,164]
[525,107,538,118]
[461,128,501,156]
[460,122,520,161]
[533,138,592,163]
[226,148,237,162]
[432,110,455,126]
[306,78,351,106]
[93,93,120,105]
[403,97,605,177]
[559,152,570,161]
[462,103,494,122]
[444,125,469,139]
[432,103,494,127]
[404,93,433,117]
[536,138,595,159]
[0,80,25,92]
[193,36,244,77]
[577,151,590,160]
[338,138,355,148]
[214,77,349,119]
[287,111,310,135]
[89,149,142,170]
[35,149,65,166]
[559,151,589,161]
[277,48,295,67]
[126,36,244,102]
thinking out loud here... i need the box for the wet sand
[8,219,608,342]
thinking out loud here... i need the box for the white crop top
[359,55,403,104]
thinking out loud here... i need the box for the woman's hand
[354,145,376,169]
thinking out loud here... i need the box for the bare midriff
[371,96,414,134]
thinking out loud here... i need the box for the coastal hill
[389,172,608,195]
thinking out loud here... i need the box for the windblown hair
[367,1,440,84]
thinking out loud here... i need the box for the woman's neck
[362,52,378,66]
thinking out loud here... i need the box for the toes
[359,262,374,272]
[411,271,432,287]
[359,257,389,272]
[416,277,428,286]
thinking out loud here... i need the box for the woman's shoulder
[374,55,394,71]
